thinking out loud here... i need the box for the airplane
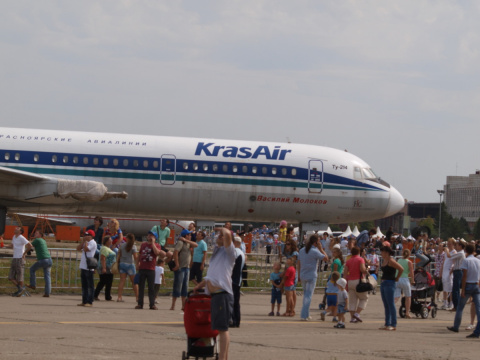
[0,127,405,235]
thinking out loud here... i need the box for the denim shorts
[284,285,295,291]
[394,277,411,298]
[337,304,346,314]
[326,294,338,307]
[119,263,136,276]
[271,288,282,304]
[211,292,233,331]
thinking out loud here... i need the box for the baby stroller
[182,292,218,360]
[399,268,437,319]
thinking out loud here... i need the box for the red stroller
[182,292,219,360]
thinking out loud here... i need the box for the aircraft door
[160,154,176,185]
[308,160,324,193]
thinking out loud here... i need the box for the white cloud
[1,0,480,203]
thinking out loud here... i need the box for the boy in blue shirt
[269,262,283,316]
[321,271,340,322]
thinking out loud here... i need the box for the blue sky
[1,1,479,203]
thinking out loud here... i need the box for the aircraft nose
[385,186,405,217]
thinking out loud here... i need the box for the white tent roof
[352,226,361,237]
[340,226,352,238]
[327,227,333,235]
[373,226,384,239]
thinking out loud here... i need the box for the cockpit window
[362,167,390,188]
[362,168,377,179]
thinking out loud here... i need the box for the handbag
[111,261,119,275]
[367,274,377,289]
[356,275,373,293]
[84,250,97,270]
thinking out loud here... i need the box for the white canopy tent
[373,226,384,239]
[340,226,352,238]
[352,226,361,237]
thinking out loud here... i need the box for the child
[321,271,340,322]
[334,278,348,328]
[154,258,165,303]
[269,262,282,316]
[282,257,296,317]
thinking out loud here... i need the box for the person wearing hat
[136,231,165,310]
[76,230,97,306]
[170,229,197,311]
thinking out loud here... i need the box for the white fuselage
[0,127,404,223]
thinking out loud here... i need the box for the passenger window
[203,164,208,171]
[272,167,277,175]
[4,152,10,160]
[252,166,257,174]
[15,153,20,161]
[93,158,99,165]
[73,156,78,164]
[103,158,108,166]
[282,168,287,175]
[262,167,267,175]
[291,168,297,176]
[133,160,139,168]
[113,159,119,166]
[52,155,57,163]
[34,154,39,162]
[143,160,149,168]
[193,163,198,171]
[242,166,248,173]
[83,157,89,165]
[233,165,238,173]
[63,156,68,164]
[153,160,159,168]
[213,164,218,172]
[223,164,228,172]
[183,162,189,170]
[123,159,129,167]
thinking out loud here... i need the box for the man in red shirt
[135,231,165,310]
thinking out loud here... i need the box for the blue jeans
[29,258,53,295]
[452,270,462,309]
[381,280,397,327]
[301,279,315,319]
[453,283,480,336]
[80,269,95,305]
[172,267,189,298]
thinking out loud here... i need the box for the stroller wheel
[421,306,429,319]
[431,307,437,318]
[399,306,406,318]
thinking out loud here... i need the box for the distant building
[444,170,480,228]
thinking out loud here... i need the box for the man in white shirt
[8,227,29,297]
[194,228,236,360]
[447,244,480,338]
[231,236,246,328]
[76,230,97,307]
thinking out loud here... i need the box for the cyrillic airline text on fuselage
[195,142,292,160]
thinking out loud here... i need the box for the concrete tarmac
[0,290,478,360]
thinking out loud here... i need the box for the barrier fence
[0,248,435,294]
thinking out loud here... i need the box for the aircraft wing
[0,166,128,203]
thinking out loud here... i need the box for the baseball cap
[233,236,242,243]
[336,278,347,288]
[148,231,158,239]
[84,230,95,237]
[180,229,193,237]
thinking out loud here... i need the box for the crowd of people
[4,219,480,359]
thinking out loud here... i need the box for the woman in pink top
[344,246,369,323]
